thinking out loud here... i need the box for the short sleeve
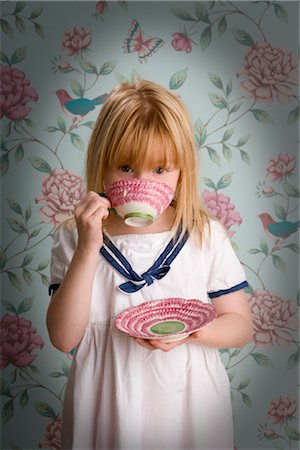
[48,222,77,295]
[206,221,248,299]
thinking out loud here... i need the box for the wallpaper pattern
[0,1,299,449]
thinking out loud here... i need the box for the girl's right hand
[74,191,111,252]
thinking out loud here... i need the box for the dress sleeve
[48,222,77,295]
[206,221,248,299]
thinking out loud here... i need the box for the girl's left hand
[134,336,191,352]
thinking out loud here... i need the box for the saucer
[115,298,217,343]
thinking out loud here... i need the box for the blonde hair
[85,80,211,244]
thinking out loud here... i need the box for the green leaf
[0,52,10,64]
[28,156,52,173]
[57,116,66,133]
[259,237,269,255]
[115,72,129,84]
[272,254,286,272]
[273,203,287,220]
[237,378,251,390]
[217,16,227,36]
[62,361,70,377]
[7,218,26,234]
[231,29,254,46]
[222,144,232,162]
[250,352,274,367]
[247,248,262,254]
[19,390,29,410]
[22,253,34,266]
[0,19,14,39]
[169,68,188,90]
[79,57,98,75]
[15,144,24,163]
[194,2,210,23]
[33,402,56,419]
[284,243,299,254]
[99,60,117,75]
[0,153,9,176]
[282,181,299,198]
[222,128,234,142]
[273,3,288,23]
[29,227,42,238]
[14,2,27,14]
[45,126,60,133]
[209,73,223,90]
[33,22,45,38]
[227,371,235,382]
[7,271,22,291]
[0,247,7,271]
[217,172,233,190]
[23,268,33,285]
[171,8,196,21]
[15,16,26,34]
[194,118,207,146]
[29,6,43,19]
[287,106,299,125]
[208,93,227,109]
[250,109,273,123]
[0,379,12,397]
[203,177,216,190]
[1,301,17,314]
[237,135,249,146]
[10,47,27,65]
[7,199,22,215]
[81,121,95,129]
[284,425,299,441]
[230,102,242,114]
[70,80,84,98]
[49,372,65,378]
[241,392,252,407]
[25,205,31,222]
[287,350,299,369]
[41,274,50,286]
[70,132,85,151]
[37,259,49,271]
[206,146,221,166]
[240,149,250,165]
[2,399,14,424]
[226,79,232,97]
[18,297,33,314]
[200,25,212,50]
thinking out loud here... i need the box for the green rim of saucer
[124,212,154,223]
[150,321,185,335]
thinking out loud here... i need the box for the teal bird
[258,213,300,244]
[55,89,108,125]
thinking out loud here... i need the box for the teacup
[105,178,175,227]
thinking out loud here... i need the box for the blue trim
[208,281,248,299]
[48,283,60,296]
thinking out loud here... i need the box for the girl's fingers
[75,192,111,221]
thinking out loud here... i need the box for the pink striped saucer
[115,298,217,343]
[105,178,175,227]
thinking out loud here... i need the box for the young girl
[47,80,253,450]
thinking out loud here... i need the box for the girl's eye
[119,166,133,173]
[154,167,165,174]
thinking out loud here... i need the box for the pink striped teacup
[105,178,175,227]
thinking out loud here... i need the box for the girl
[47,80,253,450]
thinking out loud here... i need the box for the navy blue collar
[100,227,189,293]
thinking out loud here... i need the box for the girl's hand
[134,336,191,352]
[74,191,111,252]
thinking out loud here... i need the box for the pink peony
[171,32,192,53]
[39,415,62,450]
[249,289,297,347]
[237,42,299,103]
[202,190,242,236]
[0,314,44,368]
[35,169,86,225]
[61,26,92,57]
[268,396,297,424]
[96,1,108,14]
[266,153,296,181]
[0,64,39,120]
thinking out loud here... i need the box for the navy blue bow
[100,228,189,293]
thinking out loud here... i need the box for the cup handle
[98,192,116,213]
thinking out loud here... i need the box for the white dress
[49,220,247,450]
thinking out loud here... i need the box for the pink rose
[202,190,242,236]
[39,415,62,450]
[35,169,86,225]
[249,289,297,347]
[96,1,108,14]
[171,32,192,53]
[237,42,299,103]
[0,64,39,120]
[268,396,297,424]
[61,26,92,57]
[0,314,44,368]
[266,153,296,181]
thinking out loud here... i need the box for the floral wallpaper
[0,1,299,449]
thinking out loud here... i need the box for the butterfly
[123,19,165,63]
